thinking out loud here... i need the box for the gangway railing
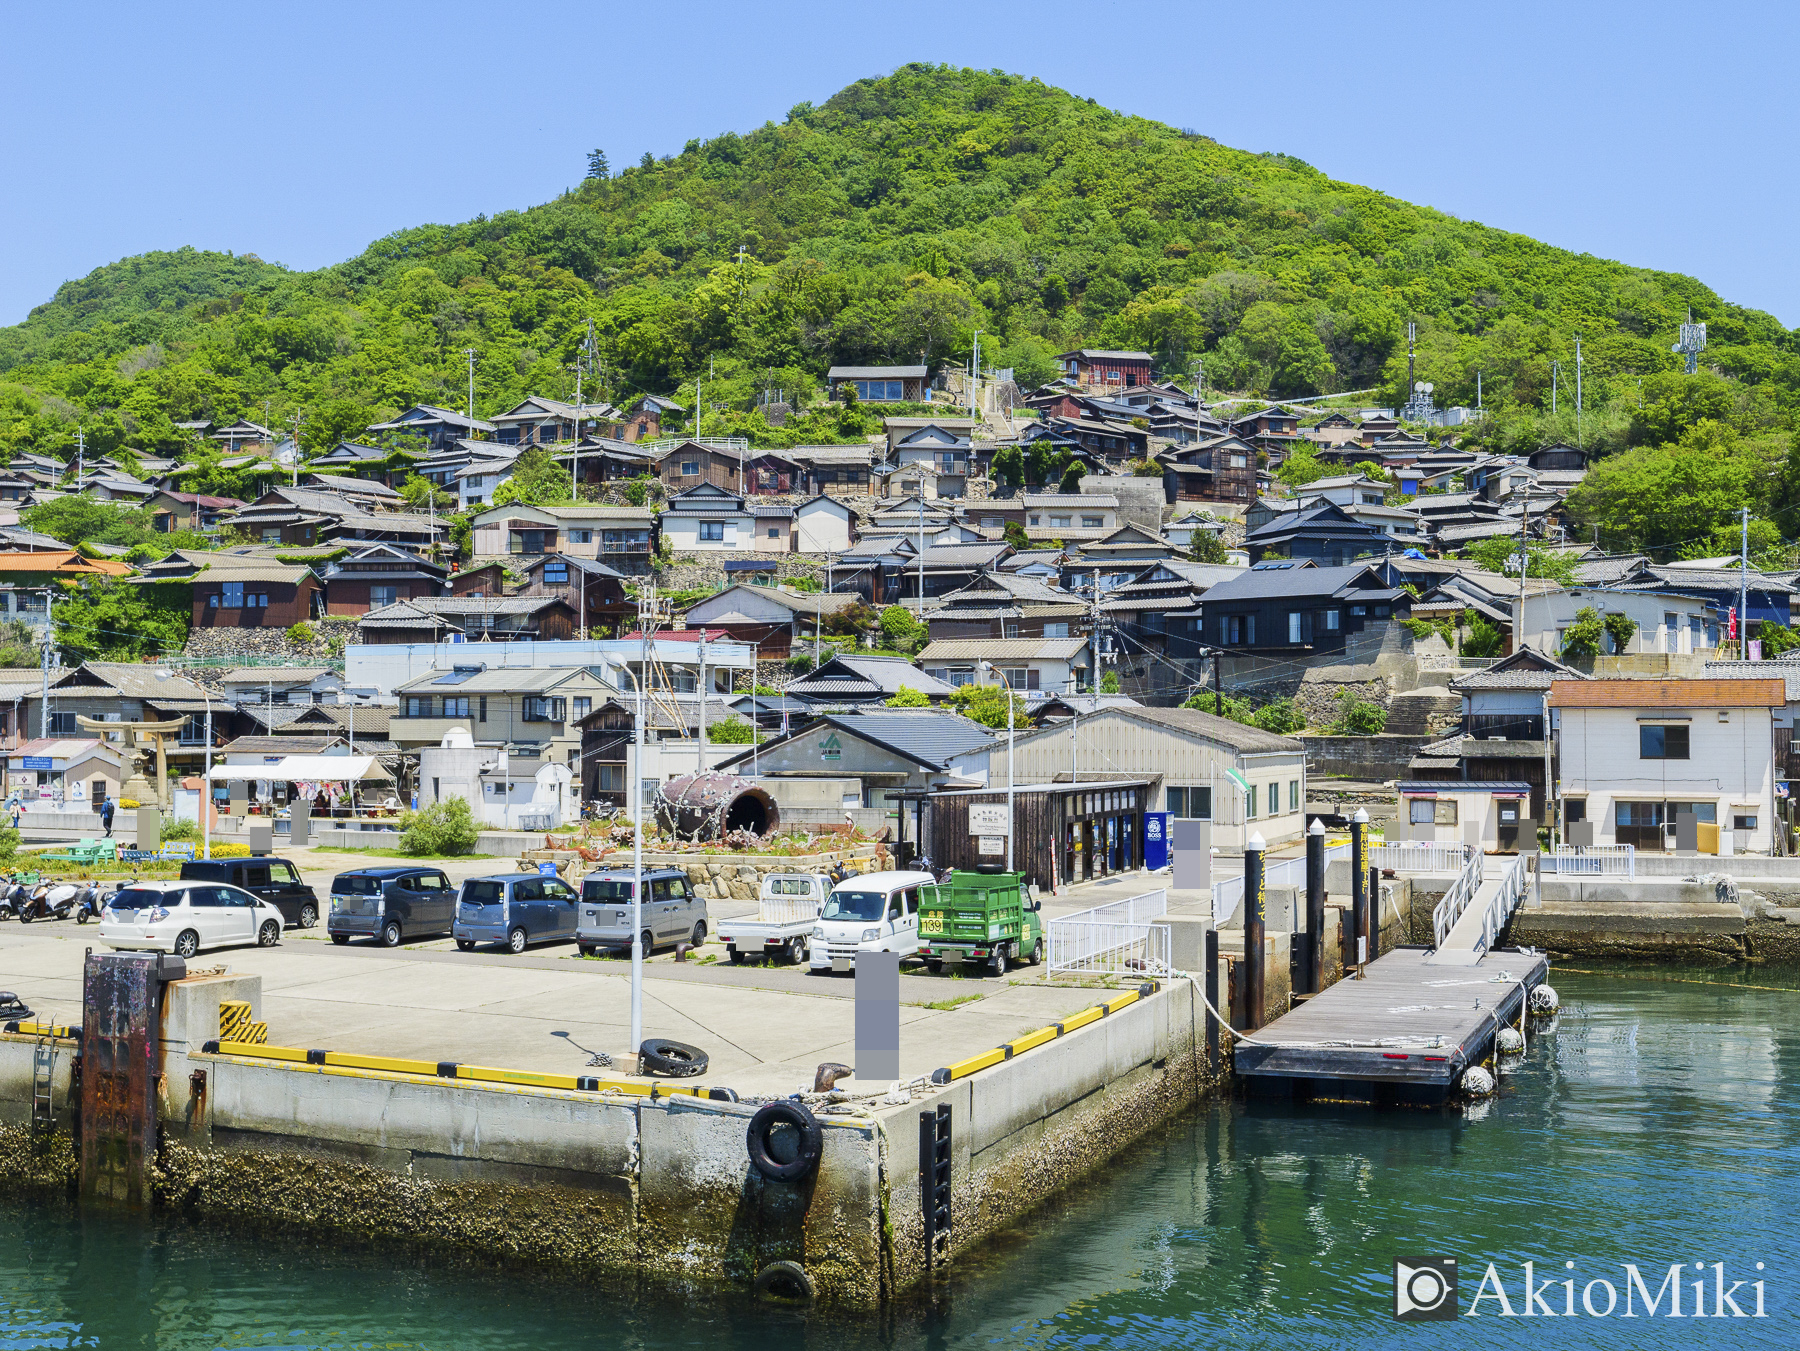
[1047,890,1170,976]
[1541,844,1634,878]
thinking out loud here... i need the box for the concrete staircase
[1384,686,1462,738]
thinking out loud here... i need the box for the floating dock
[1233,945,1549,1106]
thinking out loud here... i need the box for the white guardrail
[1540,844,1635,878]
[1371,842,1471,874]
[1468,853,1532,957]
[1047,889,1170,976]
[1431,846,1489,949]
[1210,843,1351,926]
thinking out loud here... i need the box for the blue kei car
[454,872,580,954]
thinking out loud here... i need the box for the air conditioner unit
[1487,735,1505,741]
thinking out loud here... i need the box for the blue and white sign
[20,757,51,771]
[537,861,559,876]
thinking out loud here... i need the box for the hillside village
[0,345,1794,866]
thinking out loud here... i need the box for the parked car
[181,857,320,929]
[98,880,284,957]
[327,866,457,947]
[577,867,707,958]
[717,871,828,965]
[808,869,935,974]
[455,872,580,954]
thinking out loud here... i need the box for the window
[1564,798,1587,823]
[1734,814,1759,831]
[260,528,282,544]
[1288,612,1303,644]
[404,696,431,717]
[1410,798,1458,825]
[47,712,78,736]
[767,526,780,539]
[681,461,699,476]
[1324,609,1340,631]
[370,585,397,607]
[1051,515,1072,528]
[1246,785,1258,818]
[1639,725,1690,759]
[478,696,487,723]
[1289,780,1299,812]
[699,521,725,541]
[1044,623,1070,638]
[573,697,591,718]
[543,564,569,585]
[1082,516,1103,528]
[1231,454,1247,468]
[1028,515,1041,526]
[442,697,470,718]
[523,696,566,722]
[221,582,244,608]
[567,529,592,544]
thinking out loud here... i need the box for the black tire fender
[746,1100,822,1182]
[639,1037,709,1077]
[752,1259,816,1301]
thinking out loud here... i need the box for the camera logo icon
[1394,1256,1458,1320]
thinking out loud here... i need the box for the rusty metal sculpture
[655,772,780,842]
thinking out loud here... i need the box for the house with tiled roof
[189,561,324,630]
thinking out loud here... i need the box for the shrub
[1250,699,1306,734]
[708,716,757,743]
[885,686,931,707]
[1187,531,1228,564]
[1330,689,1387,735]
[286,621,316,645]
[118,798,140,809]
[399,797,479,856]
[1757,620,1800,656]
[1602,612,1640,654]
[209,842,252,858]
[1560,606,1605,660]
[878,605,927,654]
[1462,613,1503,659]
[1100,670,1120,694]
[0,825,19,862]
[161,817,200,841]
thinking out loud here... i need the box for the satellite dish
[1424,383,1434,394]
[1413,382,1424,392]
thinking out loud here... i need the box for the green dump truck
[917,869,1044,976]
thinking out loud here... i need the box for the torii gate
[76,714,188,810]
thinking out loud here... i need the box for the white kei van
[807,869,937,975]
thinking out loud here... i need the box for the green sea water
[0,965,1792,1348]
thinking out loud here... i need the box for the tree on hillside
[489,448,572,507]
[1188,531,1228,564]
[1562,420,1784,554]
[54,579,190,661]
[586,149,610,180]
[1276,450,1327,487]
[1461,537,1577,585]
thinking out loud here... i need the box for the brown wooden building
[191,562,323,630]
[1055,349,1153,391]
[657,441,744,493]
[318,543,449,616]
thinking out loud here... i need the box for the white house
[917,637,1093,698]
[469,503,659,565]
[1550,676,1783,855]
[887,423,973,500]
[1294,473,1390,510]
[660,483,754,553]
[1515,586,1722,656]
[795,494,856,553]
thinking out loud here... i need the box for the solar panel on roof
[433,665,487,686]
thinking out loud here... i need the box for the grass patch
[920,993,985,1011]
[308,845,499,860]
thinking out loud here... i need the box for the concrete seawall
[0,970,1218,1305]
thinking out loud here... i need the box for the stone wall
[181,615,358,668]
[1300,733,1441,783]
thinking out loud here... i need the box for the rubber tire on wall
[746,1100,823,1182]
[640,1038,709,1077]
[752,1260,816,1302]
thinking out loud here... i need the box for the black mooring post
[1366,864,1382,965]
[1204,927,1220,1074]
[1350,808,1369,975]
[1243,833,1266,1031]
[1305,818,1325,994]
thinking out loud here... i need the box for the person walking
[100,795,115,838]
[8,799,19,831]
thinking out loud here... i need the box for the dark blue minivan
[454,872,580,954]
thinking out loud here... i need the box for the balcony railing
[1463,715,1545,741]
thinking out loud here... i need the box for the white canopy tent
[208,755,392,783]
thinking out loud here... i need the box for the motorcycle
[0,873,36,922]
[72,880,104,924]
[18,878,79,924]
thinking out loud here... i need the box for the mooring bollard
[1350,808,1369,975]
[1204,927,1220,1073]
[1305,818,1326,995]
[1243,832,1265,1031]
[1366,864,1381,964]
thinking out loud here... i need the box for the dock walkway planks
[1233,945,1550,1105]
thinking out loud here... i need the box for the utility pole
[1742,506,1751,658]
[969,331,982,421]
[630,586,656,1053]
[465,348,478,429]
[288,412,305,487]
[1476,371,1482,414]
[571,319,596,499]
[696,629,708,775]
[1406,321,1416,398]
[74,429,84,484]
[1517,493,1531,655]
[1551,361,1559,416]
[1575,335,1584,451]
[39,590,52,739]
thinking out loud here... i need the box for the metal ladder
[31,1040,54,1131]
[919,1103,952,1266]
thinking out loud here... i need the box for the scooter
[72,880,104,924]
[0,873,35,922]
[18,878,78,924]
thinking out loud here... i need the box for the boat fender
[1495,1027,1524,1055]
[1460,1065,1496,1097]
[1528,984,1560,1015]
[753,1259,816,1301]
[746,1100,823,1181]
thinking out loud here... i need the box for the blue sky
[2,0,1794,327]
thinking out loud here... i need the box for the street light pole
[157,669,212,860]
[982,660,1017,875]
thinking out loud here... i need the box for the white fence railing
[1372,842,1472,874]
[1047,889,1170,976]
[1468,853,1532,957]
[1431,847,1490,949]
[1210,843,1351,926]
[1541,844,1635,878]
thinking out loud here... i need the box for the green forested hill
[3,63,1796,494]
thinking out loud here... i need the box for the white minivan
[808,869,937,975]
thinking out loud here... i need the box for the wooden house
[826,365,928,403]
[364,404,496,451]
[1161,434,1258,503]
[657,441,744,493]
[1199,561,1409,656]
[191,562,324,630]
[317,543,449,615]
[1243,500,1392,567]
[1055,349,1153,391]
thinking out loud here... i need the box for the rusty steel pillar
[80,950,183,1207]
